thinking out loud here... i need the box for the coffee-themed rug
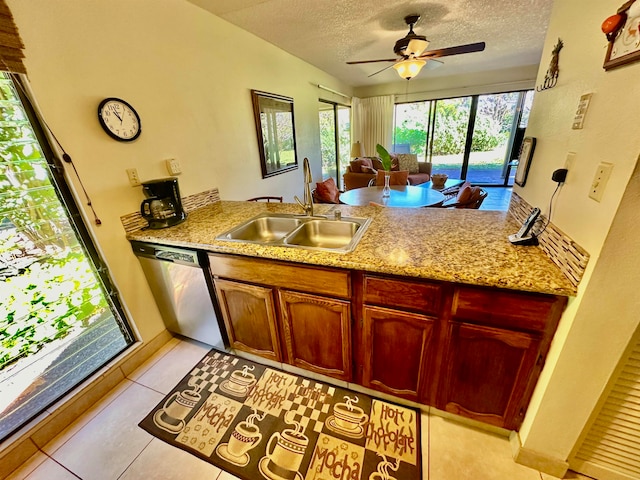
[139,349,422,480]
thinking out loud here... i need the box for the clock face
[97,98,141,141]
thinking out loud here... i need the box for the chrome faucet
[294,157,314,216]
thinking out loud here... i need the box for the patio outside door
[466,92,524,185]
[394,90,533,187]
[318,100,350,190]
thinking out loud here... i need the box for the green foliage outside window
[0,77,109,370]
[394,93,521,159]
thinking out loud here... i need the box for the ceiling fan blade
[346,58,398,65]
[423,58,444,70]
[367,64,395,77]
[418,42,486,59]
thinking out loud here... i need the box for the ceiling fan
[347,15,486,80]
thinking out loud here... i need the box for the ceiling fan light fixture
[407,38,429,56]
[393,59,426,80]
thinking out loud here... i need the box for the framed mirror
[251,90,298,178]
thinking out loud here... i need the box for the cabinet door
[439,322,541,430]
[214,278,281,361]
[279,290,351,381]
[362,306,435,401]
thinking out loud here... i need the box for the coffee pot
[140,177,187,229]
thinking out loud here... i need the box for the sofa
[343,154,432,190]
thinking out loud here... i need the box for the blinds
[0,0,25,74]
[571,338,640,480]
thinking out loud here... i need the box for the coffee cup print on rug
[153,384,202,434]
[369,453,400,480]
[220,365,257,398]
[260,412,309,480]
[216,408,266,467]
[326,395,369,439]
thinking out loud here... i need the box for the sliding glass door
[429,97,473,180]
[318,101,350,189]
[393,90,532,186]
[466,93,520,184]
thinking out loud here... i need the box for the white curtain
[352,95,395,157]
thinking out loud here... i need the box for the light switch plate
[126,168,140,187]
[589,162,613,202]
[166,158,181,175]
[572,93,592,129]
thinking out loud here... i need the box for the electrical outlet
[126,168,140,187]
[166,158,181,175]
[589,162,613,202]
[565,152,576,170]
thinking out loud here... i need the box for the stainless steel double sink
[216,212,371,253]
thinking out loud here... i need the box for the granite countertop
[126,201,576,297]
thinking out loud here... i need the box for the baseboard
[510,431,569,478]
[0,329,173,480]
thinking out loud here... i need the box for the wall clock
[97,97,141,142]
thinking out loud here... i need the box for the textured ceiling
[187,0,554,87]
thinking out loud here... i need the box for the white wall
[9,0,353,341]
[515,0,640,468]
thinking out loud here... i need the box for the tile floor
[6,337,592,480]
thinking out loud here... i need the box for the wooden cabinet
[438,322,541,429]
[360,275,445,402]
[209,254,567,430]
[209,254,353,381]
[279,290,351,381]
[362,306,435,400]
[436,286,566,430]
[214,278,282,361]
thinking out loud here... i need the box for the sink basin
[223,216,302,242]
[216,213,370,253]
[283,220,360,250]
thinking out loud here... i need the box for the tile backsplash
[120,188,220,234]
[509,191,589,288]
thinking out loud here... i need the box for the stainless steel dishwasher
[131,241,228,349]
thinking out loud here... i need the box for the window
[0,74,133,440]
[393,90,533,186]
[318,100,350,189]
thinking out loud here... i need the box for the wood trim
[209,253,351,298]
[351,271,365,385]
[363,274,442,315]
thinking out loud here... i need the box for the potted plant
[376,144,392,197]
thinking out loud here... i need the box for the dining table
[339,185,446,208]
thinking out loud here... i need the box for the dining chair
[247,196,283,203]
[441,187,488,209]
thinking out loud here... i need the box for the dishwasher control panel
[155,250,198,264]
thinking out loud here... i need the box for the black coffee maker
[140,178,187,229]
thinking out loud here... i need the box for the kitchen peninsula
[127,200,575,431]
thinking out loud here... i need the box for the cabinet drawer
[453,287,563,332]
[363,275,442,315]
[209,254,350,299]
